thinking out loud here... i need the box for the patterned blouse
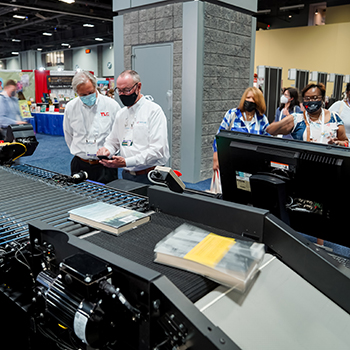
[213,108,270,152]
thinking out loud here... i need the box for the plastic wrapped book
[154,223,265,292]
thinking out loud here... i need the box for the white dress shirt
[104,96,170,171]
[329,100,350,140]
[63,93,121,159]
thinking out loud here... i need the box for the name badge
[86,140,97,157]
[122,140,133,147]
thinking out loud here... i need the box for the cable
[14,244,31,270]
[147,169,167,186]
[99,279,141,319]
[14,243,35,284]
[153,337,170,349]
[37,324,75,350]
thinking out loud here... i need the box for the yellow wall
[326,4,350,24]
[255,22,350,96]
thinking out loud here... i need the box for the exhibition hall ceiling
[0,0,114,59]
[0,0,349,60]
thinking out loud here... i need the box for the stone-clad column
[113,0,255,182]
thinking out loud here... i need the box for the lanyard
[279,109,283,122]
[243,112,257,133]
[122,110,136,147]
[306,108,325,142]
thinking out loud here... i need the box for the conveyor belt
[0,164,220,302]
[0,164,148,250]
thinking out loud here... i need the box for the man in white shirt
[63,71,121,184]
[97,70,170,184]
[329,83,350,140]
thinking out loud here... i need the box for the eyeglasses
[115,83,138,95]
[303,95,322,102]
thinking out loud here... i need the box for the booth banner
[0,71,35,101]
[47,75,73,89]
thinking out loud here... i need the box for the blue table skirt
[24,117,36,133]
[31,112,64,136]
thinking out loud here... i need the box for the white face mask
[280,95,289,104]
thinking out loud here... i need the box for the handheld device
[97,155,109,160]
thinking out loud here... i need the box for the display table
[31,112,64,136]
[24,117,36,133]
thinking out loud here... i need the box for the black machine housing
[3,217,239,350]
[1,185,350,350]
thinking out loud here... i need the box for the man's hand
[97,146,110,156]
[16,121,27,125]
[100,156,126,168]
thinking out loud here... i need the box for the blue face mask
[80,92,97,106]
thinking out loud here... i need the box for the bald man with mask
[97,69,170,184]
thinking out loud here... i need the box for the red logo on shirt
[100,112,109,117]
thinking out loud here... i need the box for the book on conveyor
[154,223,265,292]
[68,202,150,236]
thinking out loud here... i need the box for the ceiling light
[12,39,21,42]
[43,32,52,36]
[257,9,271,14]
[83,24,94,27]
[13,15,26,19]
[59,0,75,3]
[279,4,304,11]
[95,38,103,41]
[289,15,292,18]
[37,48,43,51]
[315,9,318,14]
[12,52,19,55]
[61,43,70,46]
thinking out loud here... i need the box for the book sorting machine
[1,163,350,349]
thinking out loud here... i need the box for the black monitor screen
[216,130,350,247]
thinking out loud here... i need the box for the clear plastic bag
[209,169,222,194]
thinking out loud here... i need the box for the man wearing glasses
[63,71,121,184]
[97,69,170,184]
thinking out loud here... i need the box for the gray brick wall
[201,3,252,180]
[123,3,183,170]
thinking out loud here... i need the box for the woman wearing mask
[267,83,348,246]
[273,87,302,139]
[212,87,269,171]
[266,83,348,146]
[329,83,350,140]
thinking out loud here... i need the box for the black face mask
[244,100,256,112]
[303,100,322,114]
[119,92,138,107]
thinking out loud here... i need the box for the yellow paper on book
[184,233,236,268]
